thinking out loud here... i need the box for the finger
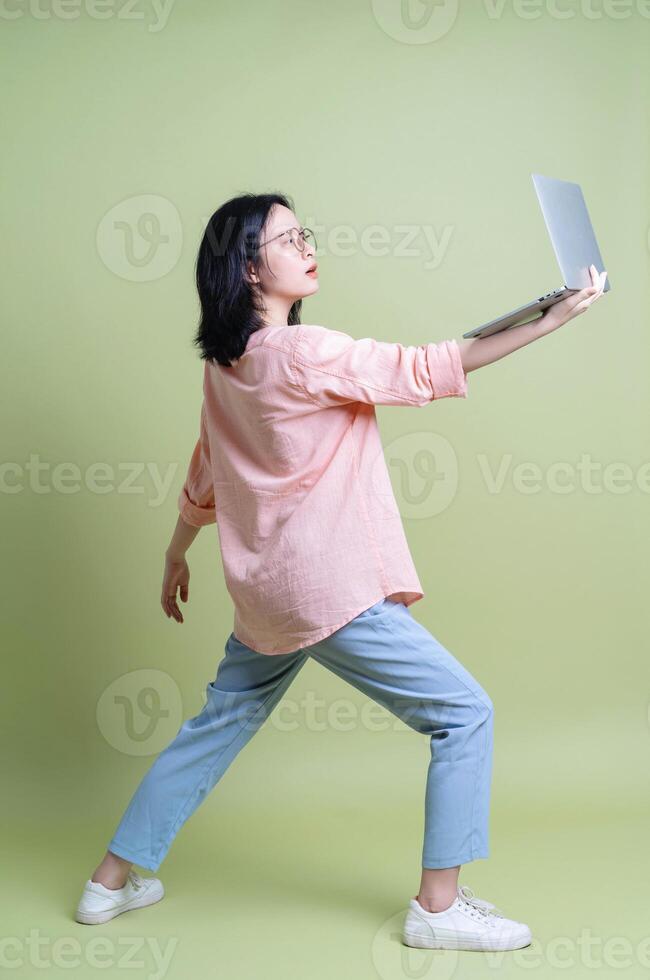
[179,585,189,602]
[169,595,185,623]
[580,288,601,310]
[574,295,594,314]
[572,285,598,309]
[590,273,607,302]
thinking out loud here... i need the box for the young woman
[75,192,607,948]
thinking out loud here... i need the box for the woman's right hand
[161,552,190,624]
[539,263,608,333]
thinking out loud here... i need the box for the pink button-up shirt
[178,323,468,654]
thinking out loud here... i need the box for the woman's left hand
[161,553,190,624]
[539,263,608,333]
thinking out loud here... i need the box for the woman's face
[249,205,319,312]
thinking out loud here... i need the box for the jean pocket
[357,596,401,620]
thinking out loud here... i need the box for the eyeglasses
[256,226,317,254]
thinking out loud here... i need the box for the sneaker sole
[75,885,165,925]
[402,929,532,952]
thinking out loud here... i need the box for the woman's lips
[306,268,318,278]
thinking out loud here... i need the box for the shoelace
[457,885,505,921]
[127,870,143,890]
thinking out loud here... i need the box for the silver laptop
[462,173,610,339]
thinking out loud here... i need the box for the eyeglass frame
[255,226,317,253]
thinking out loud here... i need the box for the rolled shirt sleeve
[293,324,468,408]
[177,402,217,527]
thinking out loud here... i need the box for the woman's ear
[246,260,260,286]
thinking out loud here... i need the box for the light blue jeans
[107,597,494,872]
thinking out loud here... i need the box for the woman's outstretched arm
[457,264,608,374]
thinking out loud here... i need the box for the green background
[2,1,648,977]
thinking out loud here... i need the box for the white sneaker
[75,869,165,925]
[402,883,532,951]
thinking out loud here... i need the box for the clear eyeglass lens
[278,228,316,252]
[295,228,315,252]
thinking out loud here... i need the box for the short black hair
[192,191,302,366]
